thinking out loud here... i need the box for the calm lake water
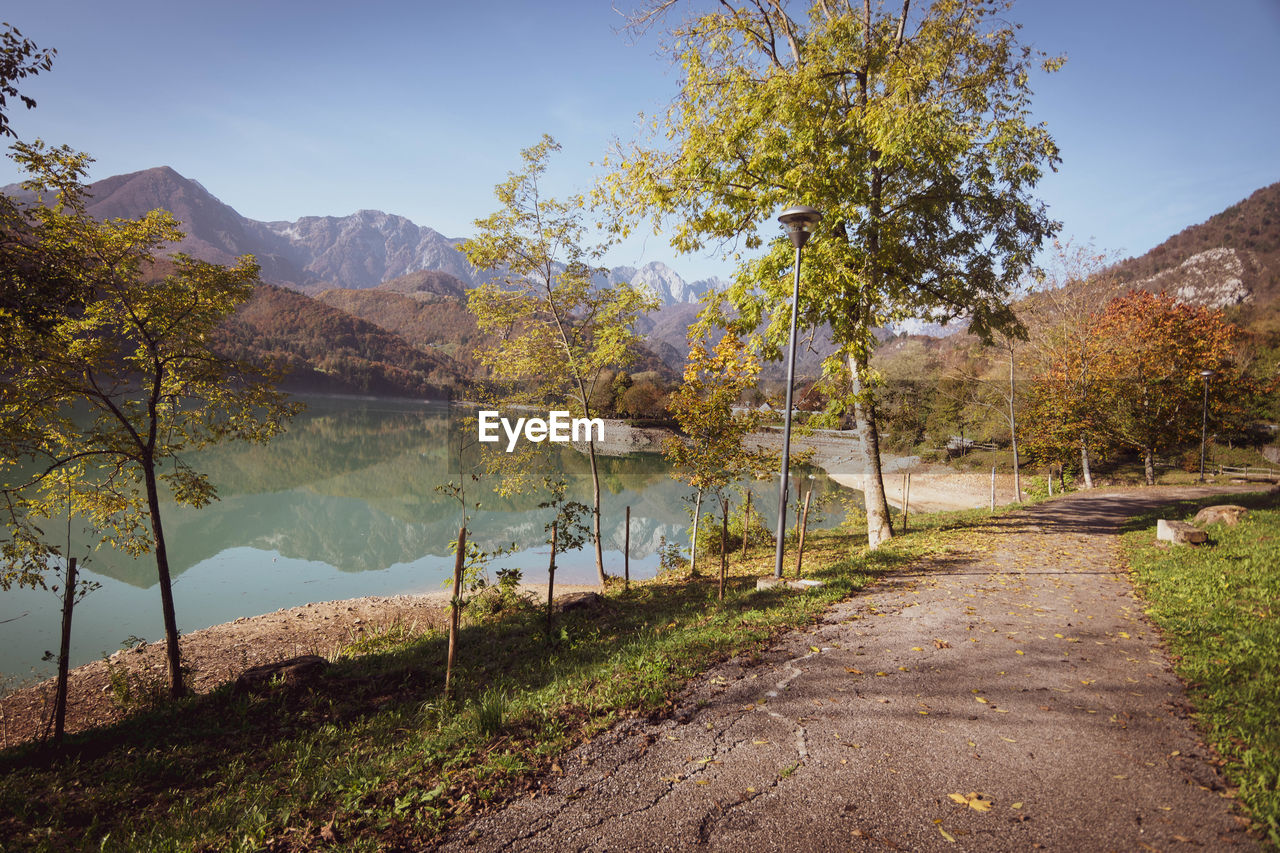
[0,396,859,681]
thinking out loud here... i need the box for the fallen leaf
[948,794,969,805]
[911,646,925,652]
[753,740,769,745]
[845,668,863,675]
[810,646,821,653]
[934,639,951,649]
[975,696,988,704]
[939,827,957,843]
[1016,650,1025,655]
[1011,802,1023,809]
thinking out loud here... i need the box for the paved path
[440,488,1261,852]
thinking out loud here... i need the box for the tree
[664,315,775,583]
[1020,241,1123,488]
[0,22,54,139]
[1,143,299,697]
[1091,290,1242,485]
[603,0,1060,548]
[462,136,656,588]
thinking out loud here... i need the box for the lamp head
[778,205,823,249]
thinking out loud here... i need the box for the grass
[1120,489,1280,848]
[0,525,947,852]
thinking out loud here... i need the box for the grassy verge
[0,526,952,852]
[1120,489,1280,848]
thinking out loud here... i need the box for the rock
[233,654,328,694]
[1156,519,1208,545]
[556,592,605,613]
[790,579,825,591]
[755,577,786,591]
[1192,505,1249,527]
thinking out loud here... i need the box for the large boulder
[1192,505,1249,527]
[1156,519,1208,545]
[233,654,328,694]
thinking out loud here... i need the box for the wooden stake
[446,525,467,695]
[546,521,557,640]
[794,484,813,577]
[903,473,911,533]
[719,495,729,601]
[624,506,630,590]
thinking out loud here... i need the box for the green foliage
[603,0,1061,545]
[0,23,55,139]
[1,142,299,693]
[1122,493,1280,846]
[462,136,657,585]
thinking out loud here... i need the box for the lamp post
[774,205,822,579]
[1199,369,1214,482]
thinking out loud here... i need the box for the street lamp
[774,205,822,579]
[1199,369,1214,482]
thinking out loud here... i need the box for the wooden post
[742,490,751,558]
[624,506,631,590]
[990,467,996,511]
[794,484,814,577]
[446,525,467,695]
[718,495,729,601]
[52,557,77,744]
[903,473,911,534]
[546,521,557,640]
[1048,467,1054,497]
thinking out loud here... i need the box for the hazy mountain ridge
[3,165,727,305]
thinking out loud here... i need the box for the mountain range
[8,166,1277,397]
[39,165,728,305]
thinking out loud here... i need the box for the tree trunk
[1080,439,1094,489]
[143,459,185,698]
[446,524,467,695]
[849,352,893,548]
[689,489,702,576]
[1144,449,1155,485]
[742,490,751,558]
[585,439,606,588]
[51,557,77,744]
[1010,352,1022,502]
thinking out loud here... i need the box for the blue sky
[2,0,1278,282]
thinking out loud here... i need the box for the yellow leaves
[1117,631,1130,639]
[809,646,821,653]
[911,646,925,652]
[844,667,863,675]
[975,696,988,704]
[939,827,957,842]
[934,639,951,649]
[948,791,994,811]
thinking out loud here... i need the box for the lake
[0,396,859,681]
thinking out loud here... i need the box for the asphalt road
[438,487,1262,852]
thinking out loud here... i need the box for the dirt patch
[0,582,595,750]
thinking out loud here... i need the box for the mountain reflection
[77,397,855,588]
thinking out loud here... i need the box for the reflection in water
[0,396,859,677]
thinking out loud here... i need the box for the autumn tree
[0,143,299,697]
[603,0,1061,548]
[1091,290,1242,485]
[463,136,656,588]
[664,315,775,583]
[1020,241,1124,487]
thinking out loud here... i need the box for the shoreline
[0,582,598,750]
